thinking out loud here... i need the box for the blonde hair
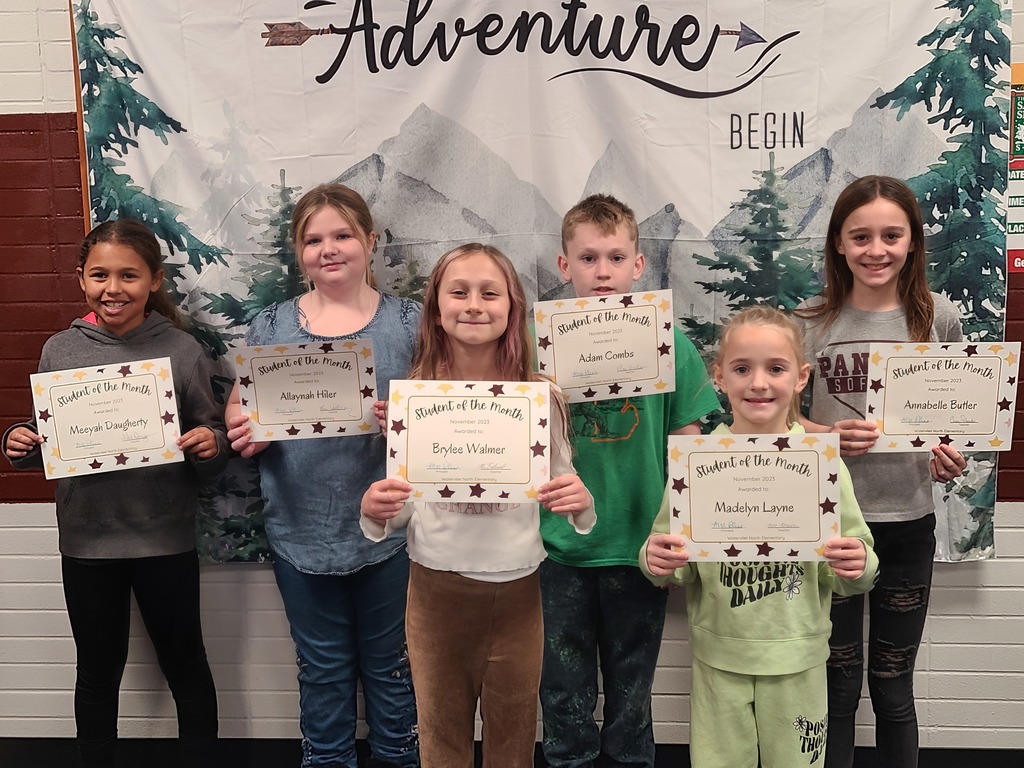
[716,305,807,427]
[560,193,639,254]
[290,183,378,289]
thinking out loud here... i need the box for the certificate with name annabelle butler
[668,433,842,562]
[29,357,183,479]
[386,380,551,503]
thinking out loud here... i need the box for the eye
[305,237,321,246]
[734,365,749,375]
[610,254,626,264]
[580,255,596,264]
[770,365,786,374]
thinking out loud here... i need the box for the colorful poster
[29,357,183,478]
[71,0,1010,561]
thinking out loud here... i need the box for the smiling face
[77,242,163,335]
[558,221,645,297]
[436,251,511,356]
[714,324,809,434]
[835,197,914,303]
[299,205,375,290]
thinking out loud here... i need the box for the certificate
[863,342,1020,451]
[668,433,842,562]
[386,379,551,503]
[232,341,378,440]
[533,289,676,402]
[29,357,183,479]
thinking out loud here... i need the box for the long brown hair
[795,175,934,342]
[291,183,378,290]
[79,219,186,330]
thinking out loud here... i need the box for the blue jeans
[825,514,936,768]
[273,551,418,768]
[539,561,668,768]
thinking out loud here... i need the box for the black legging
[61,550,218,767]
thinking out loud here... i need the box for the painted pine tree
[875,0,1009,342]
[75,0,227,350]
[874,0,1010,558]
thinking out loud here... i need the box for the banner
[72,0,1010,561]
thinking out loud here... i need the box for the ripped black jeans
[825,513,935,768]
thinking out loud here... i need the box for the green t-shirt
[540,327,721,566]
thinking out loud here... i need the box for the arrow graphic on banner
[262,22,330,46]
[721,22,767,50]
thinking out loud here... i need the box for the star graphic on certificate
[38,409,51,422]
[608,383,622,395]
[538,335,552,350]
[531,441,546,457]
[114,453,129,465]
[788,549,799,558]
[658,342,671,356]
[320,343,334,353]
[285,425,301,436]
[869,378,883,393]
[583,388,597,398]
[360,386,374,399]
[998,397,1012,411]
[391,420,406,435]
[311,422,326,434]
[756,542,773,557]
[438,485,455,498]
[165,390,173,399]
[469,483,485,498]
[672,476,688,493]
[724,544,741,558]
[963,345,978,357]
[239,375,253,387]
[489,384,505,396]
[162,411,175,424]
[118,365,132,377]
[619,295,634,307]
[910,436,925,448]
[938,434,953,446]
[773,437,790,451]
[89,459,103,470]
[820,498,836,515]
[827,473,837,485]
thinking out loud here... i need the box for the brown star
[391,420,406,435]
[469,483,485,498]
[531,441,546,457]
[756,542,773,557]
[161,411,175,425]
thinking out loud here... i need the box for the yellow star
[575,299,589,309]
[876,419,884,432]
[801,436,819,447]
[698,550,710,558]
[250,410,259,421]
[642,293,656,302]
[524,486,539,500]
[235,354,246,366]
[159,368,170,381]
[67,466,77,474]
[680,524,692,539]
[390,390,403,404]
[534,392,546,406]
[397,465,408,479]
[162,449,176,460]
[888,441,898,449]
[50,373,62,381]
[264,431,274,439]
[274,346,290,354]
[832,522,840,534]
[141,361,155,371]
[361,347,372,359]
[692,437,705,446]
[915,344,930,355]
[823,444,837,462]
[359,423,372,431]
[871,351,883,366]
[669,445,683,462]
[46,463,55,475]
[414,382,426,390]
[515,384,531,394]
[893,344,904,351]
[33,383,44,396]
[987,344,1004,355]
[412,490,424,498]
[535,310,547,324]
[438,383,454,394]
[815,544,827,557]
[73,370,87,380]
[718,437,735,448]
[554,301,565,308]
[344,341,357,350]
[989,437,1004,448]
[660,299,670,312]
[654,380,667,390]
[1006,351,1017,366]
[51,448,60,458]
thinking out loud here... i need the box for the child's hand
[372,400,388,433]
[5,427,43,459]
[179,427,220,460]
[824,537,867,580]
[538,474,591,515]
[226,413,270,458]
[645,534,689,576]
[362,478,412,521]
[829,419,878,457]
[930,444,967,483]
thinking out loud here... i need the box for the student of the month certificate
[533,289,675,402]
[863,341,1020,451]
[386,380,551,503]
[667,433,842,562]
[233,340,379,440]
[29,357,183,478]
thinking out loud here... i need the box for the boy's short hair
[561,194,640,253]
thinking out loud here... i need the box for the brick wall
[0,112,85,502]
[1004,271,1024,498]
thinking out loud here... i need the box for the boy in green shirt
[539,194,720,767]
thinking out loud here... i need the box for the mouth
[861,262,891,272]
[101,301,129,312]
[745,397,775,405]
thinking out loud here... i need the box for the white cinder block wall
[1,0,1023,749]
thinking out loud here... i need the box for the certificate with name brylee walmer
[668,433,842,562]
[533,289,675,403]
[863,341,1020,452]
[232,341,378,440]
[386,380,551,503]
[29,357,184,478]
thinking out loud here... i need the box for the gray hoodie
[4,312,229,558]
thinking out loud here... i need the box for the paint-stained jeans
[273,551,418,768]
[539,561,668,768]
[825,513,936,768]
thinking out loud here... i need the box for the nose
[595,257,611,278]
[105,276,124,294]
[465,291,483,313]
[750,369,768,390]
[866,236,886,257]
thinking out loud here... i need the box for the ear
[367,231,377,252]
[557,253,572,282]
[76,266,86,293]
[834,235,845,256]
[633,251,646,280]
[150,268,164,293]
[795,362,811,394]
[712,363,725,392]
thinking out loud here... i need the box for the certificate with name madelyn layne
[233,341,378,440]
[863,341,1020,452]
[668,433,842,562]
[29,357,183,479]
[533,289,675,403]
[386,380,551,503]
